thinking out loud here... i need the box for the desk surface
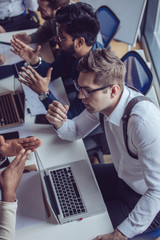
[0,76,113,240]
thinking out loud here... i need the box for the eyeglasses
[73,80,113,98]
[56,26,72,42]
[56,26,66,42]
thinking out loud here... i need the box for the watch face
[38,92,49,101]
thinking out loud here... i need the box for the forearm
[30,23,54,45]
[118,189,160,238]
[0,201,17,240]
[56,110,100,141]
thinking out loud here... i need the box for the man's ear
[75,37,85,48]
[110,85,120,98]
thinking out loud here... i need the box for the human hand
[0,135,42,158]
[18,66,53,95]
[0,25,6,33]
[15,136,42,152]
[0,54,5,65]
[0,149,31,202]
[10,37,41,64]
[93,229,128,240]
[12,32,32,44]
[46,100,69,129]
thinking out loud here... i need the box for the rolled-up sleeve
[0,201,17,240]
[56,110,100,141]
[118,103,160,238]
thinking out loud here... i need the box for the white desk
[0,76,113,240]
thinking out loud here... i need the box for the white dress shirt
[0,0,38,20]
[0,200,17,240]
[56,86,160,238]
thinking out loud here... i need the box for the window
[154,2,160,48]
[143,0,160,83]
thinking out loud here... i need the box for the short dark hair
[40,0,70,10]
[56,2,100,46]
[77,48,126,89]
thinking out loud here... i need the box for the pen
[0,41,11,46]
[14,64,19,77]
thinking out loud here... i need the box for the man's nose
[78,90,85,99]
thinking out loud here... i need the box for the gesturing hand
[12,32,31,44]
[0,54,5,65]
[0,149,31,202]
[18,65,53,95]
[0,25,6,33]
[10,37,41,65]
[46,101,69,129]
[0,135,42,157]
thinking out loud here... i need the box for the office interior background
[36,0,160,165]
[38,0,160,107]
[141,0,160,106]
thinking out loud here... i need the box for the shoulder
[131,100,160,120]
[128,101,160,141]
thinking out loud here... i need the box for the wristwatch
[38,90,50,101]
[0,155,8,167]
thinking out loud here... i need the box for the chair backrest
[131,227,160,239]
[97,5,120,48]
[121,51,153,95]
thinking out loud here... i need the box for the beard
[59,42,75,56]
[42,15,52,20]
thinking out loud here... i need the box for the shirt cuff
[54,121,68,133]
[0,200,18,208]
[117,218,143,238]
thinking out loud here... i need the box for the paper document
[0,43,37,65]
[0,44,22,65]
[23,78,68,116]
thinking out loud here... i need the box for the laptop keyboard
[0,92,24,129]
[50,167,86,218]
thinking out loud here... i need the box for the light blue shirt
[0,0,38,19]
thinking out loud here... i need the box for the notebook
[34,151,107,224]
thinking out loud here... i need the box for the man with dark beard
[11,2,103,119]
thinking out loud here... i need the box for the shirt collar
[92,41,103,51]
[105,86,130,126]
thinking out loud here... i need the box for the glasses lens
[82,89,89,98]
[73,81,89,98]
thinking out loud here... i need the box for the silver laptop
[34,151,107,224]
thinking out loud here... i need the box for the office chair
[22,0,40,25]
[82,126,110,164]
[130,227,160,240]
[97,5,120,48]
[121,50,153,95]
